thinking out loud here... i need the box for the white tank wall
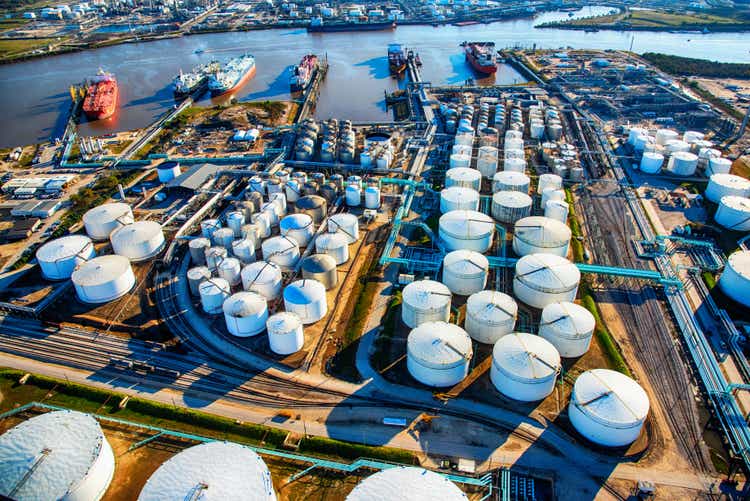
[223,292,268,337]
[705,174,750,203]
[401,280,452,328]
[187,266,211,296]
[442,250,488,296]
[539,301,595,358]
[345,185,361,207]
[640,152,664,174]
[513,217,571,257]
[189,237,211,265]
[83,203,134,241]
[441,187,480,214]
[715,196,750,231]
[232,238,257,264]
[328,213,359,243]
[37,235,96,281]
[493,171,530,193]
[110,221,165,262]
[241,261,283,300]
[445,168,481,191]
[490,333,560,402]
[283,279,328,324]
[464,290,517,344]
[267,312,305,355]
[720,250,750,308]
[199,278,231,314]
[439,210,494,253]
[72,255,136,304]
[67,435,115,501]
[280,214,315,247]
[315,232,349,265]
[544,200,569,223]
[513,254,580,309]
[218,257,242,286]
[491,191,532,224]
[666,152,699,176]
[407,322,472,387]
[262,236,300,270]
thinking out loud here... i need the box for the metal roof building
[165,163,224,192]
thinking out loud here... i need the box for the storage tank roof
[572,369,650,427]
[284,279,326,305]
[514,216,571,244]
[71,255,131,287]
[727,250,750,280]
[541,302,595,336]
[0,410,106,500]
[711,173,750,189]
[443,249,488,275]
[329,213,358,226]
[280,213,313,231]
[199,277,230,295]
[242,261,282,284]
[720,195,750,212]
[316,231,348,248]
[36,235,92,263]
[408,321,472,369]
[442,186,479,201]
[267,311,302,333]
[82,202,131,224]
[446,167,481,181]
[223,291,267,318]
[138,441,274,501]
[515,253,580,290]
[346,467,467,501]
[466,290,517,324]
[492,332,560,382]
[301,254,337,273]
[440,210,494,237]
[402,280,451,310]
[672,151,697,161]
[493,171,529,183]
[111,220,162,245]
[493,191,532,207]
[296,195,326,209]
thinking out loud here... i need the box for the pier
[297,59,329,122]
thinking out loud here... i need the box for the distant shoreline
[537,23,750,33]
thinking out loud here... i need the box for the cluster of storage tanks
[35,201,167,305]
[294,118,394,169]
[187,168,365,356]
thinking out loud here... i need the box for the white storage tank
[720,250,750,307]
[280,213,315,247]
[283,279,328,324]
[492,191,532,224]
[110,221,165,262]
[639,152,664,174]
[187,266,211,296]
[226,210,245,237]
[241,261,283,300]
[544,199,569,223]
[205,246,228,271]
[440,186,480,213]
[364,185,381,209]
[189,237,211,265]
[36,234,96,280]
[138,442,275,501]
[446,167,482,191]
[665,139,690,154]
[296,195,328,225]
[442,250,488,296]
[655,128,678,146]
[346,467,468,501]
[200,219,222,241]
[212,227,235,251]
[503,157,526,173]
[666,151,699,176]
[569,369,650,447]
[493,171,530,193]
[300,254,338,290]
[490,332,560,402]
[0,410,115,501]
[327,213,360,243]
[267,311,305,355]
[401,279,452,328]
[223,291,269,337]
[539,301,595,358]
[708,156,733,175]
[199,277,231,314]
[715,196,750,231]
[345,184,361,207]
[439,210,495,253]
[72,254,135,304]
[449,153,471,169]
[464,290,517,344]
[83,202,134,241]
[407,321,473,387]
[513,216,572,257]
[537,173,563,194]
[514,253,580,309]
[231,238,257,264]
[315,231,350,265]
[706,174,750,203]
[262,236,300,271]
[217,256,242,286]
[477,146,499,178]
[285,179,301,202]
[261,202,281,226]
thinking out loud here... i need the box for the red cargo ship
[463,42,497,75]
[82,71,118,120]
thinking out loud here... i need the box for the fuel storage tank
[490,332,560,402]
[401,279,452,328]
[280,213,315,247]
[36,234,96,280]
[267,311,304,355]
[72,255,135,304]
[464,290,517,344]
[223,291,269,337]
[300,254,338,290]
[315,231,350,265]
[513,253,580,309]
[512,216,571,257]
[327,213,360,243]
[442,249,489,296]
[346,467,467,501]
[539,301,595,358]
[110,221,165,262]
[715,196,750,231]
[407,321,473,387]
[719,250,750,308]
[440,187,480,213]
[492,191,532,224]
[705,174,750,203]
[199,278,231,315]
[439,210,495,253]
[241,261,283,300]
[283,279,328,324]
[83,202,134,241]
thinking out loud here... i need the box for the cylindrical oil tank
[449,153,471,169]
[217,256,242,286]
[72,255,135,304]
[241,224,261,249]
[83,202,134,241]
[477,146,499,178]
[720,250,750,307]
[347,175,363,188]
[262,236,300,271]
[285,179,301,203]
[541,188,565,208]
[261,202,281,226]
[251,212,272,239]
[569,369,649,447]
[296,195,327,224]
[439,210,495,253]
[205,246,228,271]
[539,301,595,358]
[345,184,361,207]
[187,266,211,296]
[200,219,222,241]
[246,191,264,213]
[716,196,750,231]
[189,237,211,265]
[492,191,532,224]
[283,279,328,324]
[545,199,569,223]
[267,312,304,355]
[639,152,664,174]
[223,291,268,337]
[665,139,690,154]
[364,185,381,209]
[407,321,472,387]
[346,467,468,501]
[442,250,488,296]
[231,238,257,264]
[441,187,480,213]
[452,144,472,156]
[655,128,678,146]
[666,151,699,176]
[110,221,165,262]
[199,277,231,314]
[513,216,571,257]
[226,210,245,237]
[493,171,530,193]
[445,167,481,191]
[491,332,560,402]
[249,175,266,196]
[538,173,563,194]
[300,254,338,290]
[504,157,526,173]
[327,213,359,243]
[315,231,349,265]
[212,227,235,251]
[280,213,315,247]
[36,234,96,280]
[514,253,580,309]
[706,174,750,203]
[241,261,283,300]
[708,156,733,175]
[465,290,517,344]
[266,178,282,196]
[401,280,452,328]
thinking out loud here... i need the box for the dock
[297,59,329,122]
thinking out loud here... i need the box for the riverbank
[538,8,750,32]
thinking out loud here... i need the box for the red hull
[212,65,257,96]
[82,76,118,120]
[466,53,497,74]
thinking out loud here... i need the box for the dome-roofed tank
[493,171,530,193]
[569,369,650,447]
[295,195,327,224]
[442,250,488,296]
[720,250,750,307]
[280,213,315,247]
[199,277,231,315]
[706,173,750,203]
[251,212,272,239]
[492,191,532,224]
[346,467,467,501]
[537,173,563,194]
[137,441,275,501]
[440,187,480,213]
[36,234,96,280]
[490,332,561,402]
[715,196,750,231]
[513,253,580,309]
[189,237,211,265]
[464,290,517,344]
[407,321,473,387]
[72,255,135,304]
[666,151,699,176]
[83,202,134,241]
[187,266,211,296]
[217,256,242,286]
[327,213,359,243]
[315,231,349,265]
[231,238,257,265]
[110,221,165,262]
[205,246,228,271]
[212,227,235,251]
[513,216,571,257]
[544,199,569,223]
[301,254,338,290]
[639,152,664,174]
[439,210,495,253]
[223,291,269,337]
[267,311,304,355]
[401,279,452,328]
[241,261,283,300]
[445,167,482,191]
[262,236,300,271]
[539,301,595,358]
[0,410,115,501]
[283,279,328,324]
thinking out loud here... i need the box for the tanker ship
[82,71,118,120]
[388,43,406,76]
[463,42,498,75]
[173,61,219,98]
[290,54,318,92]
[307,17,395,32]
[208,53,256,96]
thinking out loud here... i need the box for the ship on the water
[173,61,219,98]
[208,53,256,96]
[388,43,407,76]
[307,17,395,32]
[462,42,498,75]
[290,54,318,92]
[82,70,118,120]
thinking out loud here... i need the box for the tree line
[642,52,750,78]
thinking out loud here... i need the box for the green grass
[564,188,585,263]
[0,17,30,31]
[702,271,717,290]
[541,9,749,30]
[0,37,55,58]
[684,79,744,121]
[579,284,632,377]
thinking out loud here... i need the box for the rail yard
[1,42,750,500]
